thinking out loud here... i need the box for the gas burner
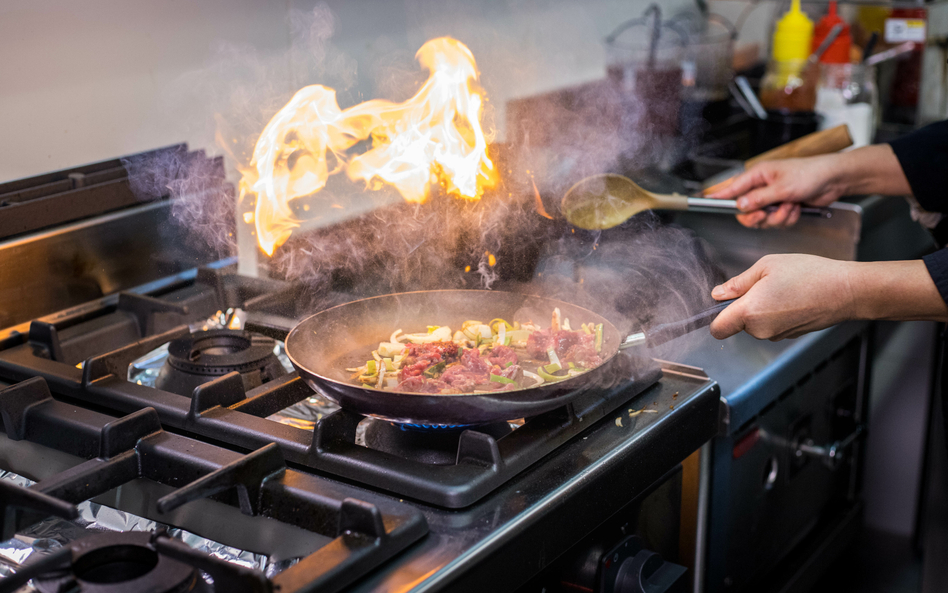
[362,419,513,465]
[396,422,476,431]
[34,531,200,593]
[155,329,285,396]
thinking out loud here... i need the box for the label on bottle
[884,19,926,43]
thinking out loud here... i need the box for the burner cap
[156,329,285,396]
[34,531,198,593]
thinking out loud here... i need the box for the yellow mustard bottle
[761,0,817,112]
[773,0,814,61]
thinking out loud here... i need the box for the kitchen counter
[684,322,867,435]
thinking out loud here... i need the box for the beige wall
[0,0,693,183]
[0,0,290,182]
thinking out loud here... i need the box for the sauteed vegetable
[347,309,604,393]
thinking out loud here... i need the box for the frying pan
[284,290,730,425]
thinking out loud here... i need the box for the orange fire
[239,37,497,256]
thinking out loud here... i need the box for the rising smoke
[125,2,724,358]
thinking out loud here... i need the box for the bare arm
[707,144,912,229]
[837,144,913,196]
[709,254,948,340]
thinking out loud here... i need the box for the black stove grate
[0,268,664,507]
[0,377,427,593]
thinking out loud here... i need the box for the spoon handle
[686,197,833,219]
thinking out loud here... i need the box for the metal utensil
[735,75,767,120]
[865,41,915,66]
[809,23,844,66]
[861,32,878,64]
[562,173,832,230]
[729,80,758,118]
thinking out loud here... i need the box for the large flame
[240,37,497,256]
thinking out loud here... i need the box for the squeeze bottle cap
[773,0,814,62]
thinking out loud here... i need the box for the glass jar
[759,59,819,113]
[680,15,735,105]
[604,4,686,137]
[816,63,877,146]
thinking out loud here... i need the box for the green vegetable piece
[423,361,447,378]
[544,362,562,373]
[537,366,569,382]
[489,374,516,384]
[366,360,377,374]
[594,324,603,352]
[547,348,561,367]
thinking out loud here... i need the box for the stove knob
[554,536,687,593]
[613,549,685,593]
[601,537,687,593]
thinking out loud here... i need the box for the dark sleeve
[889,120,948,212]
[924,248,948,305]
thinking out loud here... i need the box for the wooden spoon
[561,173,832,230]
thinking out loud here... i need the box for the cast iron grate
[0,266,662,507]
[0,377,427,593]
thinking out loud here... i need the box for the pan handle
[620,299,735,349]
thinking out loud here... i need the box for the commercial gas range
[0,146,722,592]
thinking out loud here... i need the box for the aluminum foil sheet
[265,394,340,431]
[0,471,297,590]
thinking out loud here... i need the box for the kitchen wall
[0,0,694,183]
[710,0,776,52]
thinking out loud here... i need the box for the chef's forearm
[848,259,948,322]
[831,144,913,197]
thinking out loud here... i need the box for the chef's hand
[705,144,912,229]
[705,155,844,229]
[708,254,854,340]
[710,253,948,340]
